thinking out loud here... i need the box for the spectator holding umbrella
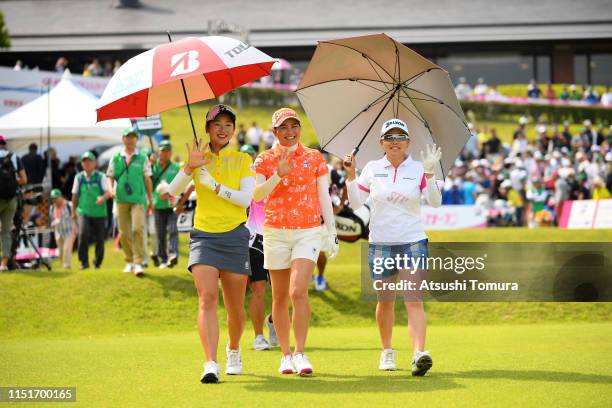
[152,140,180,268]
[71,152,110,269]
[106,127,153,276]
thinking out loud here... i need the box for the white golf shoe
[200,361,220,383]
[253,335,271,351]
[379,348,397,371]
[225,345,242,375]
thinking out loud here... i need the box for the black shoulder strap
[153,161,170,186]
[115,155,132,181]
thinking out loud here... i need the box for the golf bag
[334,204,370,242]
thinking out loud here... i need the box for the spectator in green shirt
[106,127,153,276]
[71,151,110,269]
[152,140,180,268]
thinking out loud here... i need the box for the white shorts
[319,226,332,254]
[263,226,323,270]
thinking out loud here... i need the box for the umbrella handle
[343,147,359,168]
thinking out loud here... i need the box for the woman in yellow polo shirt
[168,104,254,384]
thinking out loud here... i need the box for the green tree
[0,11,11,48]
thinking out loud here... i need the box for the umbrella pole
[166,31,199,148]
[352,88,398,156]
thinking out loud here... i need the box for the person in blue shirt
[462,173,477,205]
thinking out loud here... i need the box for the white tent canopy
[0,70,130,151]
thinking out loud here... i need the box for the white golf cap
[380,118,409,136]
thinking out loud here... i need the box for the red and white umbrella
[96,35,275,123]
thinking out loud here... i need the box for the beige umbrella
[297,33,469,179]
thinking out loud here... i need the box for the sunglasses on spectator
[381,133,410,142]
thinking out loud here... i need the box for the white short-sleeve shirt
[357,155,427,244]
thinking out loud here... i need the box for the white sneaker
[133,264,144,276]
[225,345,242,375]
[123,263,133,273]
[315,275,327,291]
[253,335,271,351]
[266,314,278,346]
[200,361,219,383]
[379,348,397,371]
[412,350,433,376]
[292,353,313,376]
[315,275,327,292]
[278,354,296,374]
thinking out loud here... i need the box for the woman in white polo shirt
[344,118,442,377]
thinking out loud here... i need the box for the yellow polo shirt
[191,145,254,233]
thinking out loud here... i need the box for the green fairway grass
[1,228,611,339]
[1,324,611,407]
[1,228,610,407]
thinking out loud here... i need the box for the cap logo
[386,120,404,127]
[206,104,235,122]
[272,108,300,127]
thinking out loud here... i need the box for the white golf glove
[420,144,442,174]
[327,233,339,259]
[198,168,218,192]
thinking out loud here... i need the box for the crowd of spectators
[13,57,123,77]
[455,77,612,106]
[443,117,612,227]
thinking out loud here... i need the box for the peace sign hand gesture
[276,148,293,177]
[184,139,211,175]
